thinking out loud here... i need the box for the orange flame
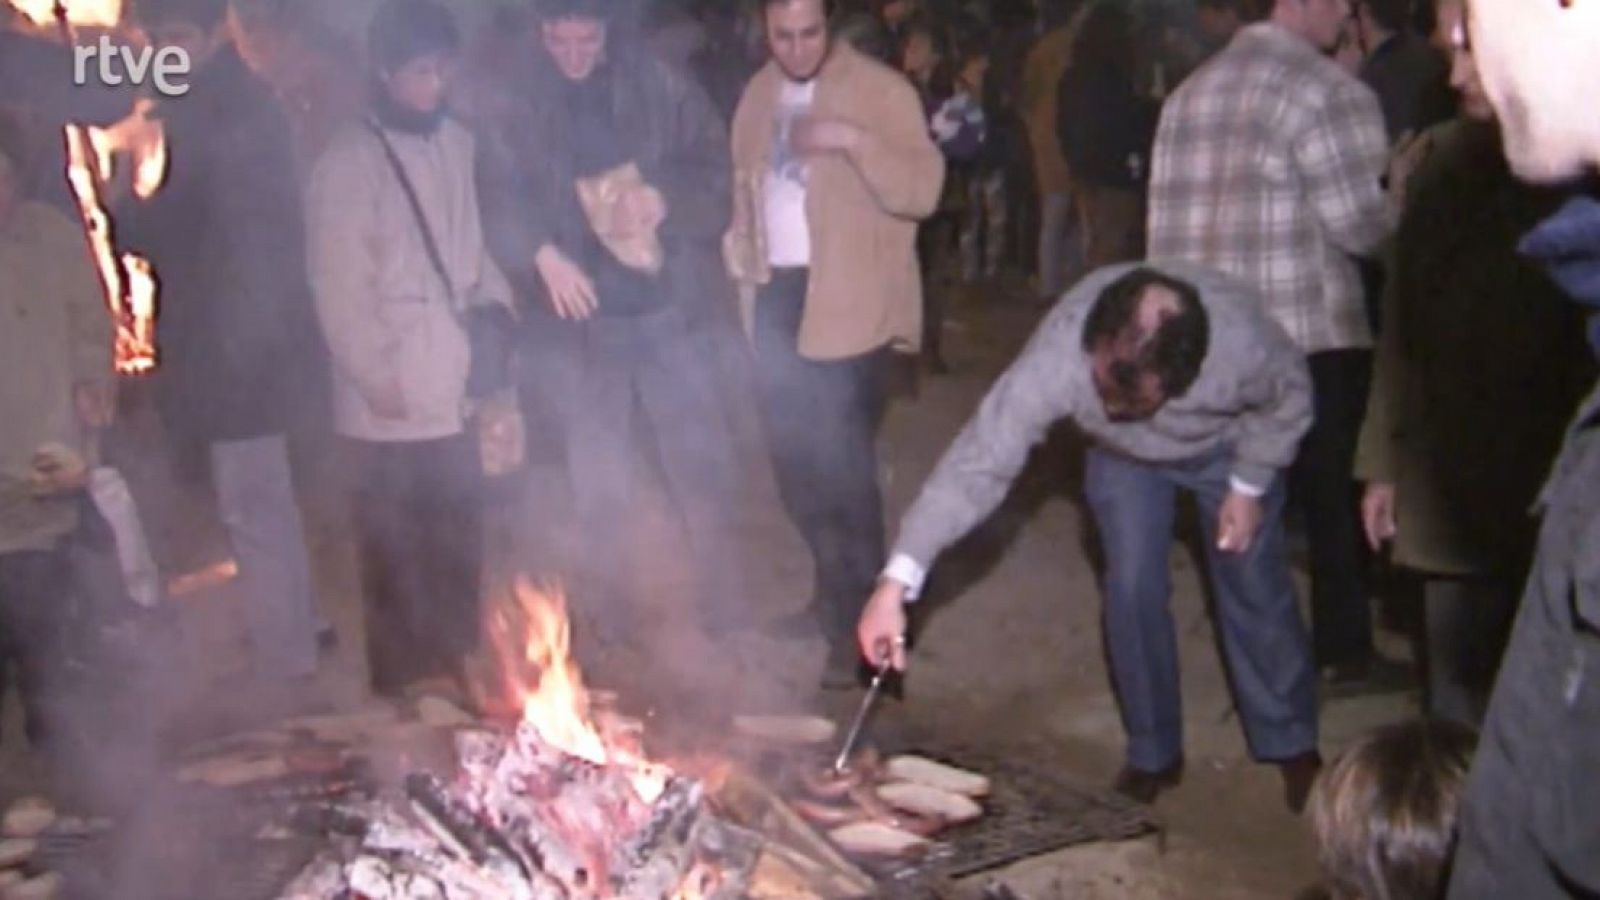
[7,0,122,27]
[64,101,165,375]
[90,99,168,199]
[487,580,670,804]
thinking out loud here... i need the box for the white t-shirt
[763,79,816,268]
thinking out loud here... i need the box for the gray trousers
[210,434,318,678]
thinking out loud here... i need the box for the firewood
[712,770,873,896]
[0,839,34,870]
[1,799,54,839]
[0,872,60,900]
[417,695,475,728]
[746,849,825,900]
[277,706,404,746]
[276,851,347,900]
[733,715,836,746]
[610,780,704,899]
[175,750,288,788]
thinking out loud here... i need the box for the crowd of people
[1,0,1598,896]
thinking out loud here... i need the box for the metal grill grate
[873,739,1160,886]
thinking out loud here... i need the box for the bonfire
[277,582,760,900]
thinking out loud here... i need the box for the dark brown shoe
[1278,750,1324,814]
[1112,759,1185,805]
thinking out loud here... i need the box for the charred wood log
[406,773,492,866]
[405,773,569,898]
[276,850,347,900]
[610,779,704,900]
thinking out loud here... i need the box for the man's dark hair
[537,0,626,22]
[1082,268,1210,400]
[368,0,461,73]
[132,0,229,31]
[757,0,839,19]
[1071,1,1135,77]
[1358,0,1412,32]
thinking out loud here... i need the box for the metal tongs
[830,636,904,774]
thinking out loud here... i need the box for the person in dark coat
[0,17,133,210]
[1355,0,1595,728]
[1440,0,1600,893]
[474,0,751,671]
[1351,0,1454,144]
[1055,0,1157,268]
[121,0,321,686]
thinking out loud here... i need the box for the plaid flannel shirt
[1148,23,1394,353]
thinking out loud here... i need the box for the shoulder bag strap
[365,118,458,305]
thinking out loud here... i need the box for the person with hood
[305,0,513,699]
[475,0,751,664]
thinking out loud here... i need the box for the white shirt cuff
[882,553,928,602]
[1229,475,1267,498]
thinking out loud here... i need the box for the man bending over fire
[857,262,1325,812]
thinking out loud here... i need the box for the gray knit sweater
[892,260,1312,578]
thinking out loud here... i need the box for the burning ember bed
[18,582,1153,899]
[271,583,777,899]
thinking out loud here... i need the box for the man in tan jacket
[727,0,943,688]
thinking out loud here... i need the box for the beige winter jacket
[726,43,944,361]
[0,203,112,554]
[305,116,513,443]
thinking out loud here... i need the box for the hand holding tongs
[830,635,904,774]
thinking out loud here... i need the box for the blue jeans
[1085,446,1316,772]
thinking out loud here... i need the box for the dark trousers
[540,307,748,638]
[1291,348,1374,667]
[352,435,482,695]
[1077,184,1145,269]
[1420,575,1517,727]
[0,548,72,747]
[1085,447,1317,771]
[752,271,890,648]
[918,212,959,366]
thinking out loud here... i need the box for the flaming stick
[53,0,161,375]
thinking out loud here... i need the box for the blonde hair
[1308,720,1477,900]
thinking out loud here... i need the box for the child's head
[1309,720,1477,900]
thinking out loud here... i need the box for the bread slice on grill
[883,755,991,797]
[875,781,984,823]
[827,821,930,857]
